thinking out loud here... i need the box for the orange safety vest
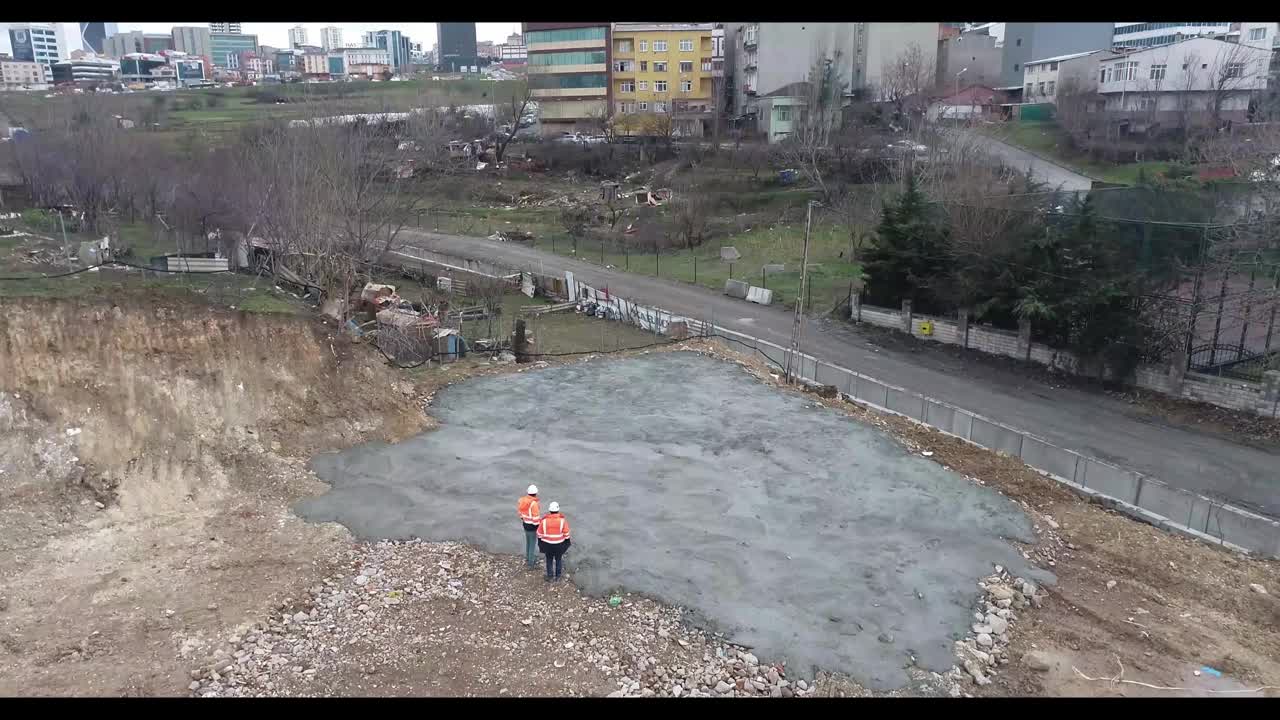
[537,513,571,544]
[518,495,541,525]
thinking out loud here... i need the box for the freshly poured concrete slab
[300,351,1046,689]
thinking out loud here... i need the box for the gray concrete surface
[961,130,1095,191]
[394,229,1280,519]
[299,352,1047,689]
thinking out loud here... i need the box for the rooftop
[613,23,714,33]
[1026,49,1103,65]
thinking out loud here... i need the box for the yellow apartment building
[610,23,715,137]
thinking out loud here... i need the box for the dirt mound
[0,295,427,696]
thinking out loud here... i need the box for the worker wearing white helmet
[516,484,541,569]
[536,501,572,582]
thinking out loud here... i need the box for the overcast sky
[0,22,521,55]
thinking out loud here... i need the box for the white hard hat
[548,501,560,513]
[527,484,538,495]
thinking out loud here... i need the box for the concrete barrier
[887,387,926,420]
[923,401,956,435]
[724,279,749,299]
[856,378,890,408]
[1136,478,1212,534]
[970,417,1023,457]
[1078,459,1140,504]
[1018,437,1081,484]
[1204,503,1280,558]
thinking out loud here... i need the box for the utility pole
[785,200,817,383]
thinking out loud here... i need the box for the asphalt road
[398,229,1280,518]
[962,131,1095,192]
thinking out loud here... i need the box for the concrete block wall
[967,325,1021,357]
[1180,373,1273,415]
[860,307,901,329]
[911,315,960,345]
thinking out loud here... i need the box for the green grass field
[988,120,1173,186]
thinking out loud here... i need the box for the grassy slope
[989,120,1172,186]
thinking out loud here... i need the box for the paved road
[398,229,1280,518]
[963,131,1095,192]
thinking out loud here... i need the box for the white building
[209,22,242,34]
[1096,37,1271,125]
[7,23,67,69]
[1022,50,1105,103]
[1113,22,1231,50]
[288,26,308,49]
[320,26,343,52]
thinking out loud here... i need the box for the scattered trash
[1200,666,1223,678]
[1106,580,1117,590]
[1250,583,1268,595]
[608,595,623,608]
[65,428,82,437]
[921,451,934,457]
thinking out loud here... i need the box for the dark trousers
[543,544,566,578]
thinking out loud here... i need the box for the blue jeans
[523,527,538,567]
[544,546,565,578]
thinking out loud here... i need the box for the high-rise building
[78,22,119,54]
[172,26,212,60]
[365,29,411,72]
[320,26,343,52]
[105,31,173,58]
[209,22,242,34]
[525,22,610,136]
[437,22,478,71]
[210,32,259,69]
[8,23,66,69]
[288,26,308,49]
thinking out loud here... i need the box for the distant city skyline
[0,21,520,56]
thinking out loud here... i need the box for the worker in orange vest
[537,501,572,582]
[517,484,541,569]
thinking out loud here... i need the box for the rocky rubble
[949,565,1043,691]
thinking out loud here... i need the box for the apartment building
[610,23,715,137]
[524,23,611,136]
[320,27,343,52]
[288,26,308,49]
[1021,50,1105,103]
[999,23,1114,89]
[1096,37,1271,125]
[0,59,49,90]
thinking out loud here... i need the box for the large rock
[986,615,1009,635]
[1022,651,1053,672]
[987,584,1015,601]
[714,680,732,694]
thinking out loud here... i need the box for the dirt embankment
[0,296,427,696]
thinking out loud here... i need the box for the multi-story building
[437,22,478,72]
[170,26,212,76]
[320,27,343,52]
[499,42,527,62]
[610,23,715,137]
[728,23,938,121]
[79,22,119,54]
[302,51,329,78]
[105,31,173,58]
[1021,50,1105,103]
[999,23,1114,89]
[335,46,391,78]
[364,30,411,72]
[0,59,49,90]
[477,40,498,59]
[936,28,1003,89]
[8,24,67,69]
[1112,22,1231,50]
[210,32,259,70]
[209,22,242,34]
[524,22,610,136]
[288,26,308,49]
[50,57,118,86]
[1096,37,1272,126]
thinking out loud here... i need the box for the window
[654,80,668,92]
[654,40,668,52]
[638,80,648,90]
[1047,80,1055,94]
[701,59,712,71]
[653,101,667,112]
[1015,38,1022,46]
[1037,81,1045,95]
[613,60,634,72]
[1250,27,1267,41]
[638,101,648,111]
[618,101,635,113]
[529,50,607,66]
[1100,68,1107,83]
[1050,62,1059,71]
[616,39,633,53]
[775,106,791,121]
[619,80,635,92]
[528,73,608,89]
[1149,64,1166,80]
[654,61,667,72]
[1013,63,1019,72]
[525,27,606,45]
[680,79,692,91]
[639,40,648,52]
[639,60,647,71]
[1026,83,1034,95]
[679,60,693,73]
[679,39,693,52]
[1226,62,1245,79]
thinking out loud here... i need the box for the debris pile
[951,565,1041,690]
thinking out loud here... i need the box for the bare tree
[877,43,933,132]
[492,81,533,163]
[775,51,848,202]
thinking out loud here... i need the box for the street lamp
[954,68,968,122]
